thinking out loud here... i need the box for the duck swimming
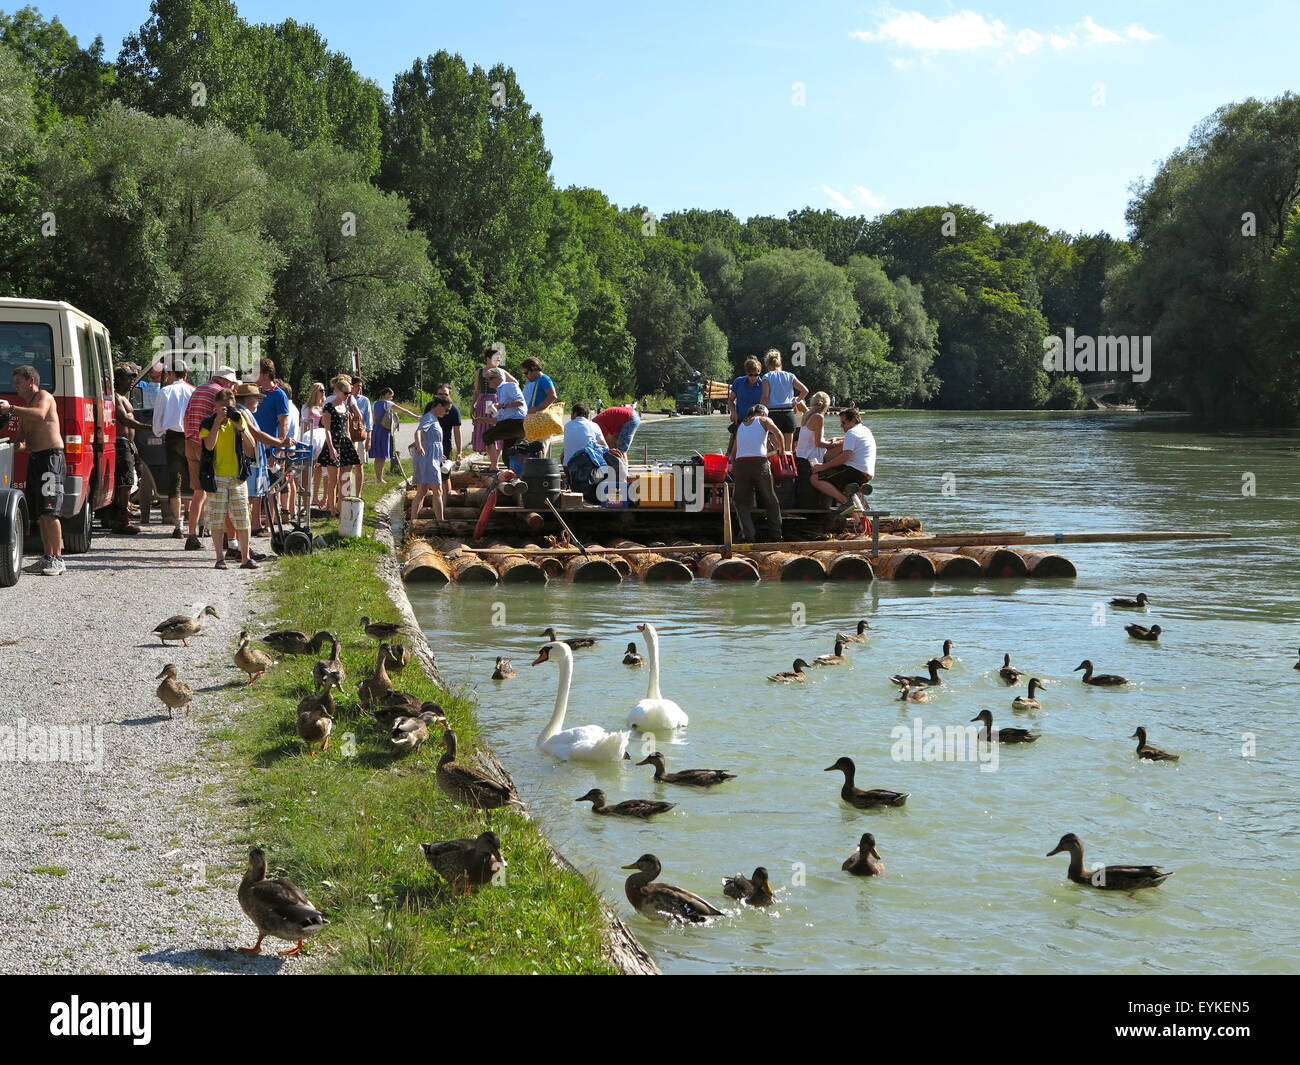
[898,685,930,703]
[835,620,871,644]
[1110,593,1151,609]
[936,640,957,669]
[723,867,774,906]
[842,833,884,876]
[815,640,848,666]
[622,854,723,923]
[971,709,1038,744]
[540,626,596,649]
[998,653,1023,685]
[1131,726,1179,762]
[622,642,645,667]
[1012,678,1046,711]
[1046,832,1172,891]
[823,757,908,808]
[636,751,735,787]
[491,656,516,680]
[1125,624,1161,641]
[1074,660,1129,686]
[890,659,944,688]
[769,658,811,683]
[574,788,676,819]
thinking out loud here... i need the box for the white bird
[532,642,629,761]
[626,622,689,732]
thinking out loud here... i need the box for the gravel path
[0,521,286,974]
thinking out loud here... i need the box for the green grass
[31,866,67,877]
[218,476,620,974]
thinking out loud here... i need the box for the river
[408,410,1300,974]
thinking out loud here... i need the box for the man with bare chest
[0,365,66,574]
[110,364,152,534]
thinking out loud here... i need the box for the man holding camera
[199,388,259,570]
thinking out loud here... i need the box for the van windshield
[0,322,56,394]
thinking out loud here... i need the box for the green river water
[408,411,1300,974]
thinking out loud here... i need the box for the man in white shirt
[481,367,526,470]
[811,406,876,508]
[151,360,196,537]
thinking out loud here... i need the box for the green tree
[0,6,114,125]
[0,41,41,294]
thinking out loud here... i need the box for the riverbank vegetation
[1,2,1299,424]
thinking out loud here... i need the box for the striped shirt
[185,380,226,441]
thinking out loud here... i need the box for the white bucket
[339,496,364,538]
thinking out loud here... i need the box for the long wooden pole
[722,483,732,559]
[544,497,590,556]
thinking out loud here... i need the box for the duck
[814,640,848,666]
[622,853,723,923]
[234,629,276,685]
[842,833,884,876]
[237,848,329,955]
[769,658,811,683]
[296,677,338,720]
[296,701,332,757]
[627,623,689,731]
[381,643,412,674]
[835,620,871,644]
[154,664,194,719]
[1110,593,1151,609]
[360,615,403,641]
[312,633,344,690]
[261,629,328,657]
[998,653,1023,685]
[723,866,774,906]
[636,751,735,787]
[420,831,506,895]
[936,639,957,669]
[357,644,394,709]
[889,659,944,688]
[1125,624,1161,641]
[1294,648,1300,671]
[898,684,930,703]
[823,757,908,808]
[1074,660,1128,686]
[373,693,445,728]
[971,708,1038,744]
[436,727,523,812]
[1046,832,1172,891]
[622,642,645,667]
[574,788,676,819]
[539,626,596,649]
[1131,726,1179,763]
[152,603,220,647]
[389,714,431,754]
[533,642,630,761]
[1012,678,1046,711]
[491,656,516,680]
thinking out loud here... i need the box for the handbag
[523,406,564,442]
[380,405,400,433]
[347,399,366,442]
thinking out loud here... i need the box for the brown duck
[420,831,506,894]
[823,757,908,808]
[622,853,723,923]
[574,788,676,819]
[237,848,328,955]
[636,751,735,787]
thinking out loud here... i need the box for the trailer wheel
[0,493,25,587]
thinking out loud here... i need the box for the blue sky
[35,1,1300,235]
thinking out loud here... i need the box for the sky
[33,0,1300,236]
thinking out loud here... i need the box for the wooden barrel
[586,544,632,578]
[811,550,876,582]
[614,541,693,582]
[920,551,983,580]
[565,555,622,582]
[446,552,498,583]
[698,553,759,581]
[755,551,827,582]
[496,553,547,584]
[1012,548,1077,578]
[870,549,935,581]
[959,546,1030,578]
[400,541,451,584]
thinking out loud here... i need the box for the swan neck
[539,646,573,744]
[644,626,663,699]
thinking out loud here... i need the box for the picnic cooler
[769,453,797,482]
[636,468,676,507]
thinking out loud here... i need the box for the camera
[225,406,240,422]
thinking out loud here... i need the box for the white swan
[627,622,689,731]
[532,642,629,762]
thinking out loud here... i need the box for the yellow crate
[636,471,677,507]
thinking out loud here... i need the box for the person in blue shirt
[761,348,809,451]
[351,376,373,498]
[728,357,766,460]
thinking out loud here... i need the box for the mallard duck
[234,629,276,685]
[814,640,848,666]
[622,853,723,923]
[297,703,332,757]
[890,659,944,688]
[898,684,930,703]
[936,639,957,669]
[1046,832,1172,891]
[420,832,505,895]
[491,656,516,680]
[358,644,394,709]
[636,751,736,787]
[389,714,430,753]
[1110,593,1151,609]
[1074,660,1128,686]
[575,788,676,819]
[622,642,645,667]
[971,708,1038,744]
[152,603,220,647]
[842,832,884,876]
[1125,624,1161,641]
[539,626,596,649]
[823,757,908,808]
[373,692,445,727]
[261,629,328,657]
[835,620,871,644]
[360,615,403,641]
[296,678,338,720]
[312,633,344,690]
[1012,678,1046,711]
[237,848,328,955]
[998,653,1023,685]
[723,866,774,906]
[381,642,412,674]
[769,658,811,683]
[1131,726,1179,762]
[154,664,194,719]
[437,727,523,812]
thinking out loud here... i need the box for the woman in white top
[761,349,809,451]
[300,381,327,509]
[732,403,787,542]
[795,391,835,507]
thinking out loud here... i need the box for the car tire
[0,493,25,587]
[61,497,93,554]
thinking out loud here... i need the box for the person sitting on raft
[811,404,875,512]
[761,348,808,452]
[733,403,788,542]
[795,391,835,507]
[562,402,627,503]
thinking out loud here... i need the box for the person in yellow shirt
[199,388,258,570]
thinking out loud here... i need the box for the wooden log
[755,551,827,582]
[614,540,693,582]
[1012,548,1077,578]
[400,541,451,584]
[959,545,1029,578]
[586,544,631,578]
[811,550,876,582]
[697,552,759,581]
[919,551,983,580]
[496,553,548,584]
[870,549,935,581]
[565,554,622,582]
[446,552,498,583]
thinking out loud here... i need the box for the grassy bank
[220,475,620,973]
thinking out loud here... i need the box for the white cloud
[1125,24,1157,41]
[824,185,887,213]
[1049,33,1074,50]
[849,185,888,209]
[1015,29,1043,54]
[1082,15,1124,43]
[823,186,855,213]
[854,10,1157,58]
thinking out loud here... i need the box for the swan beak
[531,650,548,666]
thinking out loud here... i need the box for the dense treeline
[1,0,1298,425]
